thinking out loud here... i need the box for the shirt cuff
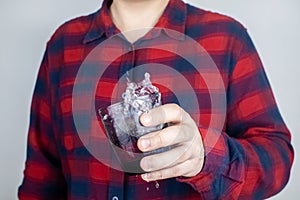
[177,127,229,191]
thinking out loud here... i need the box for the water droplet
[146,187,149,191]
[155,181,159,189]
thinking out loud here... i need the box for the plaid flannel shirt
[19,0,293,199]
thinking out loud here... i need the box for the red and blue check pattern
[18,0,293,199]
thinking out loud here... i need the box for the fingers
[137,103,204,180]
[140,103,189,127]
[141,157,204,182]
[140,144,188,172]
[137,125,192,152]
[140,134,203,172]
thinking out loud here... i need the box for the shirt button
[112,196,119,200]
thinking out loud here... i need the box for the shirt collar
[83,0,187,44]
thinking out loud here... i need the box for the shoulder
[46,10,98,47]
[185,3,247,38]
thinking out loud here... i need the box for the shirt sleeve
[18,47,67,199]
[177,28,294,199]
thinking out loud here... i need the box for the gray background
[0,0,299,199]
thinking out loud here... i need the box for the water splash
[155,181,160,189]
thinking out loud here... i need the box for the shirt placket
[108,168,125,200]
[119,43,136,80]
[107,41,136,200]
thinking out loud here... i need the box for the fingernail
[141,158,149,171]
[141,138,150,149]
[142,173,150,182]
[142,113,151,125]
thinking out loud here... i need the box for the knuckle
[180,127,190,141]
[171,104,183,119]
[180,147,192,161]
[193,136,204,156]
[152,171,163,180]
[157,128,172,148]
[151,132,164,148]
[187,158,196,166]
[159,172,164,180]
[166,103,180,115]
[175,128,185,143]
[170,103,180,110]
[157,132,164,147]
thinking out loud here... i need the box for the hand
[137,103,204,182]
